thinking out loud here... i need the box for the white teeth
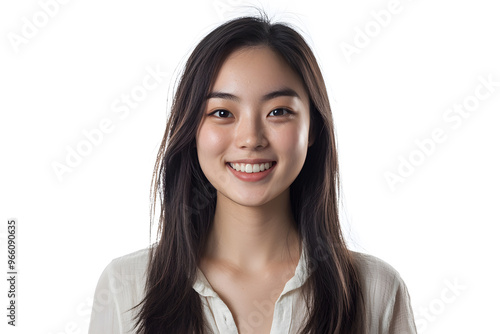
[229,162,273,173]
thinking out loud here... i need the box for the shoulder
[94,247,151,300]
[351,251,403,286]
[350,250,406,302]
[89,247,152,333]
[105,247,151,278]
[350,251,417,333]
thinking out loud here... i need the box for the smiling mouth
[227,161,277,173]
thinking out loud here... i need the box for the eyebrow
[205,87,300,102]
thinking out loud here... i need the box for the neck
[202,188,301,273]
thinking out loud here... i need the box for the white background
[1,0,499,333]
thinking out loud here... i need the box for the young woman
[89,14,417,334]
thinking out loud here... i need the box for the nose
[235,113,268,149]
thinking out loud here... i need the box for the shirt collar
[193,242,310,298]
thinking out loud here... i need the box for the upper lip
[227,159,276,164]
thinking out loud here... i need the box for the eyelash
[208,108,293,118]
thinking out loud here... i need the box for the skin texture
[195,45,314,333]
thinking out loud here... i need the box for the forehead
[210,46,308,100]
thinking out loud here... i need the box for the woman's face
[196,46,312,207]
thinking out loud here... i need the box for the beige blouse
[88,246,417,333]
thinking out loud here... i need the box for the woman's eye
[210,109,233,118]
[269,108,291,117]
[209,108,291,118]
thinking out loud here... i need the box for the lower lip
[227,162,276,182]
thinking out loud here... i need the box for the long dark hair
[131,12,365,334]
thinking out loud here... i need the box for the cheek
[196,125,228,161]
[276,124,309,158]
